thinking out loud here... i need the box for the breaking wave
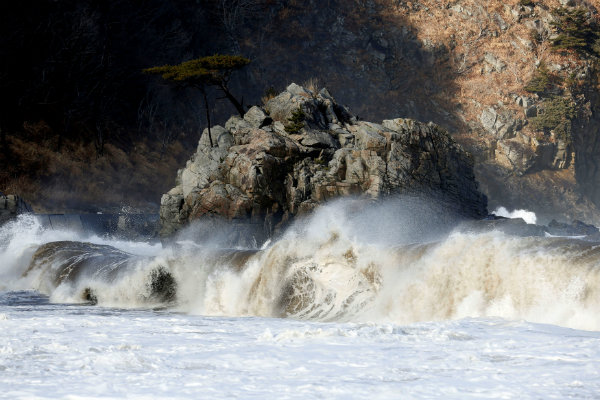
[2,198,600,331]
[492,206,537,224]
[492,207,537,224]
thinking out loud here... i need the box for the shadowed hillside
[2,0,600,223]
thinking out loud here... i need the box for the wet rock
[547,219,599,236]
[25,241,177,304]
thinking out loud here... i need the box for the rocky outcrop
[160,83,487,237]
[0,193,31,224]
[458,215,600,239]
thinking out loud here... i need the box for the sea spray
[4,198,600,330]
[492,206,537,224]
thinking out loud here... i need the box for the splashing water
[492,206,537,224]
[2,199,600,330]
[3,200,600,399]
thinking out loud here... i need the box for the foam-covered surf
[3,199,600,331]
[492,206,537,224]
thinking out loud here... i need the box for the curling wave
[3,199,600,331]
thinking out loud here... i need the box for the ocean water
[2,199,600,399]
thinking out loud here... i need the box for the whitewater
[1,199,600,399]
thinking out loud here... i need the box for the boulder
[484,53,506,73]
[243,106,272,128]
[480,107,519,139]
[159,84,488,237]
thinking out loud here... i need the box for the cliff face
[160,84,487,237]
[232,0,600,224]
[396,0,600,224]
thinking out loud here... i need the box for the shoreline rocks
[159,83,488,239]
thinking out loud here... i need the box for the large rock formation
[159,83,487,238]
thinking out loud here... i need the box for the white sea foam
[0,298,599,399]
[3,199,600,397]
[492,206,537,224]
[3,199,600,331]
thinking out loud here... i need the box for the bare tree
[220,0,264,53]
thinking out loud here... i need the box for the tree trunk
[202,89,213,147]
[219,83,245,117]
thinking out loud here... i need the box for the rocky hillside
[3,0,600,223]
[392,0,600,223]
[160,83,487,237]
[232,0,600,224]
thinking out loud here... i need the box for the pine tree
[144,55,250,146]
[550,7,599,56]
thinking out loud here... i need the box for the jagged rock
[480,107,519,139]
[181,125,233,198]
[515,96,532,108]
[243,106,273,128]
[159,186,185,237]
[159,83,488,237]
[480,107,498,132]
[484,53,506,73]
[493,13,508,31]
[495,139,536,174]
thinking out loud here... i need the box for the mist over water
[2,197,600,330]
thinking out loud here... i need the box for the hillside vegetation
[2,0,600,222]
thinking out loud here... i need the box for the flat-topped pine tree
[144,54,250,147]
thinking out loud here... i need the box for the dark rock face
[546,219,599,237]
[159,84,488,237]
[0,194,31,224]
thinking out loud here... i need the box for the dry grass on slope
[0,135,187,213]
[389,0,589,135]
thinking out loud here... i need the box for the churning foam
[492,206,537,224]
[3,199,600,331]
